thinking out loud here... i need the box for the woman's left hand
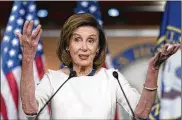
[134,43,180,119]
[149,43,180,70]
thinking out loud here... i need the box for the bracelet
[143,84,158,91]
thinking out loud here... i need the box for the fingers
[31,25,42,39]
[15,32,23,45]
[151,43,180,69]
[32,29,42,46]
[162,44,180,56]
[23,21,29,35]
[22,20,42,43]
[171,44,180,54]
[36,29,42,41]
[165,44,174,54]
[161,44,169,55]
[27,21,34,37]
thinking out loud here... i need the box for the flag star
[7,60,14,68]
[12,38,18,46]
[26,14,33,20]
[14,28,21,34]
[89,5,97,13]
[81,1,89,7]
[19,9,25,15]
[12,5,18,11]
[37,44,42,51]
[17,18,24,25]
[7,25,13,32]
[3,36,10,42]
[98,19,103,26]
[18,54,22,60]
[4,47,8,53]
[29,5,36,12]
[9,15,15,22]
[78,10,85,13]
[9,49,16,57]
[34,19,39,26]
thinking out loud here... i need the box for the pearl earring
[97,49,99,53]
[66,48,69,51]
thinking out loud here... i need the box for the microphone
[35,71,77,119]
[113,71,137,120]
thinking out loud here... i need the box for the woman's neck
[72,64,93,76]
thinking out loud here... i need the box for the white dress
[27,67,140,119]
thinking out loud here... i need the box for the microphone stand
[113,71,138,120]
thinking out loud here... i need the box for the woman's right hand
[16,20,42,62]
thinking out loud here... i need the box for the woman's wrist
[144,63,159,89]
[22,54,35,63]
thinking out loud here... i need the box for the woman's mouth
[79,54,89,60]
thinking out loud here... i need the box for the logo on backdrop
[112,43,154,71]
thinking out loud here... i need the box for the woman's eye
[74,38,81,42]
[88,39,95,43]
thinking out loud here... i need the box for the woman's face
[68,26,99,67]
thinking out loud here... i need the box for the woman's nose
[81,42,88,51]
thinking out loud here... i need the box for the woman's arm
[134,65,158,119]
[20,59,38,115]
[17,20,42,115]
[134,44,180,119]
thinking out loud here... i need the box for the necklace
[69,67,96,76]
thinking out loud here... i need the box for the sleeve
[35,70,54,112]
[113,69,141,117]
[25,70,54,119]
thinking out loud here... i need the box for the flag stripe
[0,94,8,120]
[5,72,19,111]
[1,68,18,119]
[12,67,21,90]
[35,56,45,80]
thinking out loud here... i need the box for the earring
[96,49,99,53]
[66,48,69,52]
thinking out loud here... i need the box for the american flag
[1,1,50,119]
[74,1,118,119]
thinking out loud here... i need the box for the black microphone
[35,71,77,119]
[113,71,137,120]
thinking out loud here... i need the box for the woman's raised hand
[16,20,42,62]
[149,43,180,70]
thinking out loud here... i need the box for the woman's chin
[77,61,92,67]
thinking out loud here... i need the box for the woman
[17,13,180,119]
